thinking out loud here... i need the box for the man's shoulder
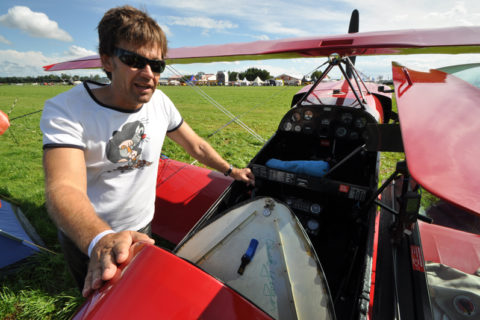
[151,88,169,101]
[48,82,88,104]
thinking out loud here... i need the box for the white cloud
[63,45,97,58]
[159,24,173,38]
[340,0,480,31]
[255,35,270,41]
[0,49,52,76]
[256,21,309,37]
[154,0,480,38]
[0,6,73,42]
[0,34,11,45]
[156,1,346,37]
[167,16,238,32]
[0,46,98,77]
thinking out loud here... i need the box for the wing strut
[294,54,368,109]
[166,65,266,144]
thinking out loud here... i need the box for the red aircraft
[34,10,480,320]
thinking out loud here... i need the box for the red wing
[44,26,480,71]
[393,62,480,216]
[43,55,101,71]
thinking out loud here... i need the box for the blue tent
[0,199,43,269]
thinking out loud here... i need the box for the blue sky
[1,0,479,79]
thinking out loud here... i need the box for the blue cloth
[0,200,40,268]
[265,158,330,178]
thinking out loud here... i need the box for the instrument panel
[251,164,369,202]
[279,105,376,141]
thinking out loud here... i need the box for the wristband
[224,164,233,176]
[88,230,115,258]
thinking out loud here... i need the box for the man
[40,5,254,298]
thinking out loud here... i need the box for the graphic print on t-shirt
[106,120,152,172]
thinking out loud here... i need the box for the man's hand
[82,231,154,297]
[231,167,255,187]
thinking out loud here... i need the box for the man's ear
[101,54,114,73]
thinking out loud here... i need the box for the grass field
[0,84,435,319]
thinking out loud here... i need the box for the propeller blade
[348,9,359,34]
[346,9,359,78]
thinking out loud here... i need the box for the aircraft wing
[43,55,102,71]
[44,26,480,71]
[392,62,480,216]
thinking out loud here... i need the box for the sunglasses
[113,47,166,74]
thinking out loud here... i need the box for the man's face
[102,41,163,110]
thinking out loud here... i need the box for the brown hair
[97,5,167,58]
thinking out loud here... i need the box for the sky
[1,0,480,80]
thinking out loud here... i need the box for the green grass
[161,86,296,166]
[0,84,437,319]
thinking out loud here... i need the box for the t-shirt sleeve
[40,96,85,150]
[163,94,183,132]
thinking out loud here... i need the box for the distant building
[197,74,216,85]
[168,75,183,83]
[276,74,301,86]
[266,79,283,86]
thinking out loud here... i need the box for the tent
[240,78,250,86]
[0,199,44,269]
[252,76,263,86]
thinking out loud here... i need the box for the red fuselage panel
[419,221,480,274]
[153,159,232,244]
[73,244,272,319]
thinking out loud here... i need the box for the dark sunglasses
[113,47,166,74]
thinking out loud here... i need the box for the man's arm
[167,122,255,185]
[43,148,153,297]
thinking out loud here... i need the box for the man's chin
[137,91,154,104]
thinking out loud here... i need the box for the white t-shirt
[40,81,183,231]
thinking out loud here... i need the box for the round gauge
[307,219,320,231]
[304,110,314,120]
[335,126,347,138]
[283,121,293,131]
[310,203,322,215]
[294,125,302,132]
[349,131,359,140]
[341,113,353,124]
[354,117,367,129]
[321,118,331,126]
[291,112,301,122]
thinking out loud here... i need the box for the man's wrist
[224,163,233,176]
[88,230,115,257]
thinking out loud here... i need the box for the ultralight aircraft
[6,9,480,320]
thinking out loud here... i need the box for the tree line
[1,68,323,84]
[0,74,103,84]
[180,68,274,83]
[229,68,272,81]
